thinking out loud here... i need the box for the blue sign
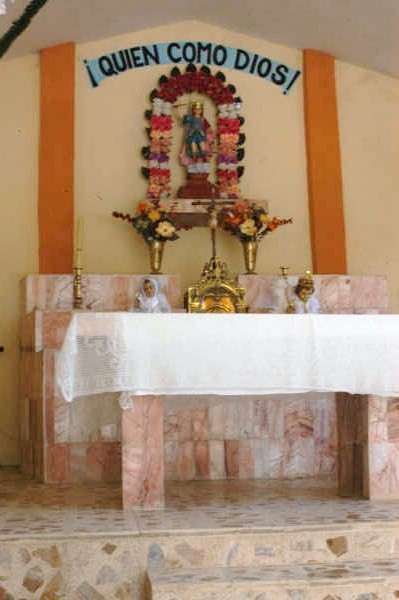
[84,41,301,95]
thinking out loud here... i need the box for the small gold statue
[286,270,320,314]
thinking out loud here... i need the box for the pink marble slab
[208,403,225,439]
[46,444,69,483]
[44,350,55,446]
[21,274,183,313]
[69,445,88,482]
[177,410,193,444]
[178,441,195,481]
[350,277,388,310]
[224,401,240,439]
[122,396,164,507]
[224,440,239,477]
[368,441,390,498]
[122,444,164,507]
[164,441,179,480]
[369,395,388,444]
[164,412,180,442]
[283,435,316,479]
[263,439,284,478]
[192,408,208,441]
[318,276,351,312]
[209,440,225,480]
[194,440,209,478]
[122,396,163,447]
[387,399,399,441]
[239,274,389,313]
[238,440,255,479]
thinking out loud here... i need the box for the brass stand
[73,265,83,310]
[73,218,85,310]
[279,265,295,313]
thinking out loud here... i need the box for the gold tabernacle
[186,256,247,313]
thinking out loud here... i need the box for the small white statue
[132,277,171,313]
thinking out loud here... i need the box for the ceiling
[1,0,398,80]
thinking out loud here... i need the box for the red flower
[150,115,172,131]
[217,118,240,134]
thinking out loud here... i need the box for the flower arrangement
[112,203,180,243]
[220,201,293,242]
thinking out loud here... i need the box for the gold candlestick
[73,265,83,310]
[279,265,295,312]
[279,265,289,279]
[73,218,84,310]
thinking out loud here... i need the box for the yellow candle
[75,217,84,269]
[76,217,84,250]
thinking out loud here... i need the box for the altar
[20,273,398,508]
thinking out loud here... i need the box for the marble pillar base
[122,396,164,508]
[337,393,399,499]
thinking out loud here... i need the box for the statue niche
[141,65,245,208]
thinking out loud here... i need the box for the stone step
[147,559,399,600]
[144,524,399,569]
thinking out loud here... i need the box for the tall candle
[76,217,84,250]
[75,217,84,268]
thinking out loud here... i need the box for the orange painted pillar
[39,43,75,273]
[303,50,347,274]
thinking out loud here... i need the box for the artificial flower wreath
[141,64,246,201]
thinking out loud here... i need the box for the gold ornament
[148,240,165,274]
[186,256,247,313]
[241,240,258,274]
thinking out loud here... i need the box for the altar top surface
[56,312,399,402]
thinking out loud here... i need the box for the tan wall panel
[0,55,39,463]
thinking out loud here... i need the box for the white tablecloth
[55,313,399,402]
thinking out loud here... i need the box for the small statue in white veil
[132,277,171,313]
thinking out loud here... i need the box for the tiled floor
[2,468,399,539]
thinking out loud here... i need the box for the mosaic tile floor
[2,468,399,539]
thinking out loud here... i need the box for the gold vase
[148,240,165,274]
[242,240,258,274]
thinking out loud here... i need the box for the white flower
[162,101,172,115]
[226,103,239,118]
[218,162,238,171]
[218,104,229,118]
[155,220,176,238]
[152,98,163,116]
[239,218,257,237]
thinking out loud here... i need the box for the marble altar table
[20,273,393,503]
[55,312,399,507]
